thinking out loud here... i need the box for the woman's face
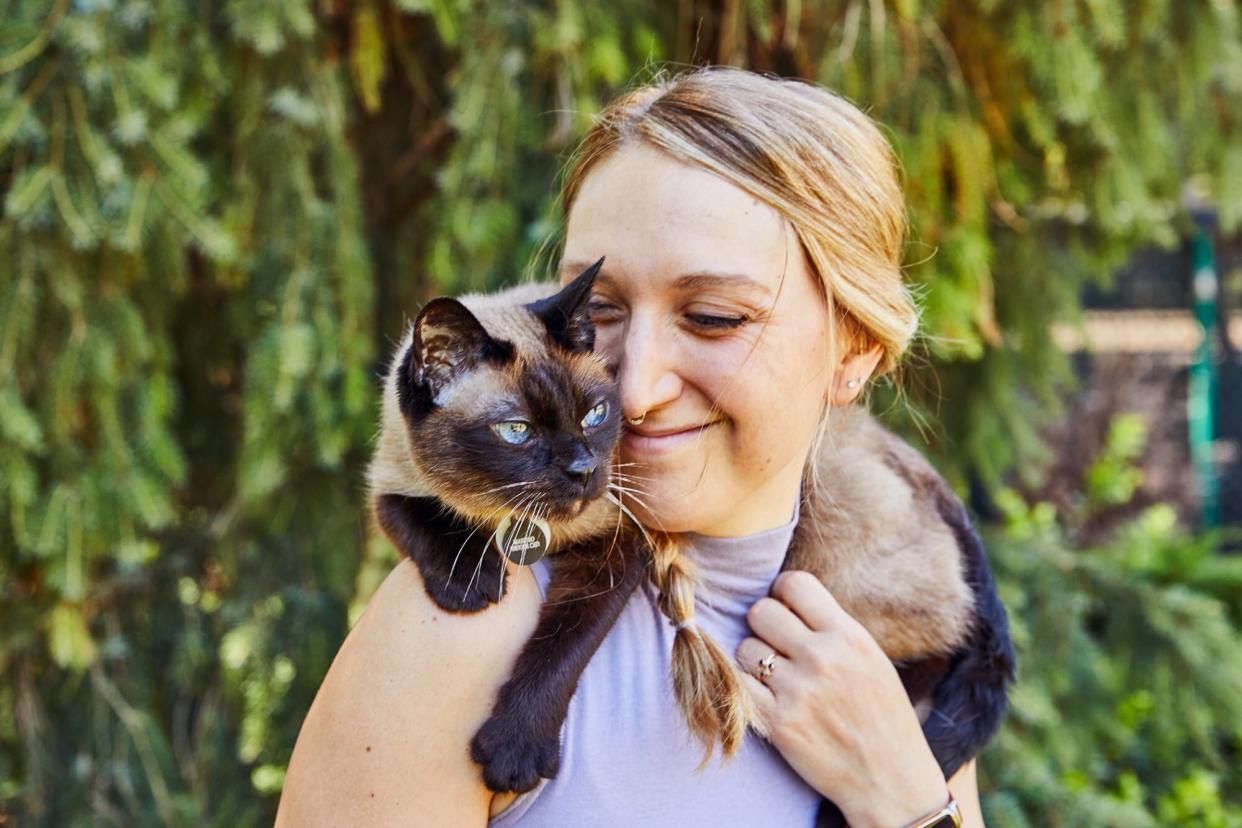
[559,142,852,536]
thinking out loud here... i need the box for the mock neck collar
[681,493,801,603]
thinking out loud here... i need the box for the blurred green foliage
[1,0,1240,825]
[988,436,1242,825]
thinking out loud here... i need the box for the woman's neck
[689,455,803,538]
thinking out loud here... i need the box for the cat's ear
[527,256,604,353]
[407,298,510,406]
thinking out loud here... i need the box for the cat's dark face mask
[398,259,622,525]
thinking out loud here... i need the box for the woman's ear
[829,344,884,406]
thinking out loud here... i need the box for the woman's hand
[736,570,950,828]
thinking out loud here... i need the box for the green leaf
[47,604,97,670]
[4,165,52,216]
[351,4,387,114]
[0,387,45,451]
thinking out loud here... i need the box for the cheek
[699,341,825,423]
[713,350,829,464]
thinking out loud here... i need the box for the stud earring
[846,379,860,389]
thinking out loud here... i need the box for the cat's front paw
[470,710,561,793]
[420,555,507,613]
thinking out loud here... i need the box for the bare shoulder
[277,557,544,827]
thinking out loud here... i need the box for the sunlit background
[2,1,1240,825]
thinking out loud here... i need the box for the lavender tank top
[489,497,822,827]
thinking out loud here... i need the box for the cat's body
[367,263,1015,823]
[368,261,655,792]
[787,406,1015,825]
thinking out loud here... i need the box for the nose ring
[626,412,646,426]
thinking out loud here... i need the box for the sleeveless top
[488,497,822,827]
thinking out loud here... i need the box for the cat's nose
[564,456,597,480]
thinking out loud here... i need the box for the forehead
[560,142,796,295]
[516,356,610,425]
[440,355,610,422]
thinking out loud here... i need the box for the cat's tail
[649,531,760,770]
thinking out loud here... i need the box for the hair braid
[648,530,764,769]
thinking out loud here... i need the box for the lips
[626,424,709,439]
[622,420,723,456]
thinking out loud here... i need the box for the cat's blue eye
[493,421,531,445]
[580,401,608,429]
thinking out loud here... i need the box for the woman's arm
[276,558,543,827]
[947,759,984,828]
[738,571,990,828]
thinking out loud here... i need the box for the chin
[615,448,740,533]
[620,490,715,535]
[545,499,587,523]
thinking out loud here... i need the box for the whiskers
[537,470,651,611]
[447,486,533,588]
[609,465,657,513]
[606,464,655,513]
[607,480,654,513]
[477,480,538,497]
[468,490,551,602]
[605,484,657,551]
[442,465,656,608]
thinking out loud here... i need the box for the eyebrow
[558,261,773,298]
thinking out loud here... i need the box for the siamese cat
[367,258,1015,824]
[368,259,652,796]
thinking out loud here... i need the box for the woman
[278,66,987,827]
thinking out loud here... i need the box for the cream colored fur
[366,282,619,547]
[789,405,975,660]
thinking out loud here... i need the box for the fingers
[735,571,868,749]
[735,639,777,735]
[736,635,789,692]
[746,595,810,654]
[737,668,776,734]
[769,570,839,632]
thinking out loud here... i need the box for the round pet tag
[493,515,552,565]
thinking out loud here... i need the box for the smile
[621,421,722,456]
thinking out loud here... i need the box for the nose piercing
[627,412,646,426]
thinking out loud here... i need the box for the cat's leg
[814,798,847,828]
[917,490,1016,780]
[470,533,649,793]
[375,493,506,613]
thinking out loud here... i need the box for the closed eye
[686,313,748,329]
[587,301,624,324]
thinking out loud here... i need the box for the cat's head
[392,259,621,527]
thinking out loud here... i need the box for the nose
[564,455,597,480]
[561,441,598,483]
[617,312,683,421]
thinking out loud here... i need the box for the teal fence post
[1189,214,1219,529]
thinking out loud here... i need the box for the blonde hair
[556,66,918,764]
